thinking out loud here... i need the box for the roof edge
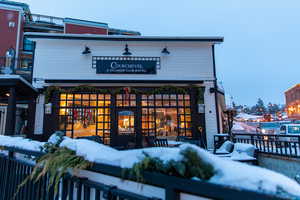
[285,84,300,94]
[24,32,224,43]
[63,18,108,29]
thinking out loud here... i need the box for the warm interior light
[5,93,10,97]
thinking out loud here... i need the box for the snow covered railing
[232,133,300,158]
[1,135,300,200]
[0,146,294,200]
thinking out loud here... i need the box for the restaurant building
[0,0,225,148]
[285,84,300,119]
[15,33,223,149]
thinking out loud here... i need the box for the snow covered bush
[123,147,214,182]
[41,131,65,153]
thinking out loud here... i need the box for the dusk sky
[18,0,300,106]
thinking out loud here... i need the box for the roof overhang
[0,75,38,98]
[24,32,224,43]
[285,84,300,94]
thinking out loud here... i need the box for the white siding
[204,81,218,149]
[32,39,214,88]
[34,94,45,135]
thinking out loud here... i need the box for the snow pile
[47,132,64,144]
[60,137,182,168]
[228,143,256,160]
[60,138,300,197]
[215,141,234,154]
[187,145,300,197]
[0,135,44,151]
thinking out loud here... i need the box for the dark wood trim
[190,87,207,148]
[190,88,199,139]
[136,94,142,148]
[29,41,36,83]
[44,79,204,84]
[212,45,221,133]
[5,87,16,135]
[0,78,38,98]
[27,96,36,137]
[111,95,117,146]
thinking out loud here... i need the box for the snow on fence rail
[1,135,300,200]
[232,133,300,158]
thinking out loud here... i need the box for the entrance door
[116,109,136,148]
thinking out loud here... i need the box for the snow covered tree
[252,98,266,115]
[267,103,281,114]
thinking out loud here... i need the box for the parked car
[278,124,300,142]
[258,122,280,134]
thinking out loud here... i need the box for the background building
[0,0,140,78]
[285,84,300,119]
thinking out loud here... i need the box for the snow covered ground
[1,135,300,198]
[232,121,257,133]
[0,135,44,151]
[235,113,262,121]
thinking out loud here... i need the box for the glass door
[116,109,136,148]
[118,110,135,135]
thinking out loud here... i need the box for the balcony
[0,57,33,82]
[24,13,64,33]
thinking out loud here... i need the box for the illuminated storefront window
[59,93,111,144]
[58,91,193,144]
[141,94,192,138]
[116,94,136,107]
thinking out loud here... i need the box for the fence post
[298,136,300,157]
[165,187,180,200]
[250,135,254,145]
[232,134,236,143]
[3,150,14,200]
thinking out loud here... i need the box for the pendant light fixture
[123,44,132,56]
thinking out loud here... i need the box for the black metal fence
[0,146,291,200]
[232,133,300,158]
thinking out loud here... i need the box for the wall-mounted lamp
[123,44,132,56]
[161,47,170,55]
[209,87,216,93]
[82,46,91,55]
[5,93,10,97]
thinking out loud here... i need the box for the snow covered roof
[24,32,224,43]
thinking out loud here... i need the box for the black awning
[0,77,38,99]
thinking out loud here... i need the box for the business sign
[93,57,159,74]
